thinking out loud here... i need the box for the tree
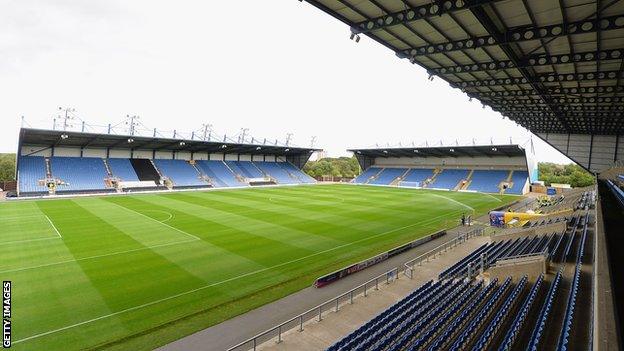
[0,153,16,181]
[304,156,361,179]
[538,162,595,188]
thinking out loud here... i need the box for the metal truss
[453,70,623,88]
[351,0,502,34]
[400,15,623,58]
[429,49,624,75]
[470,86,624,98]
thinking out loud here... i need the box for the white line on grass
[0,237,58,246]
[45,216,62,238]
[13,209,462,345]
[479,192,503,202]
[107,201,201,241]
[426,193,475,211]
[0,239,199,275]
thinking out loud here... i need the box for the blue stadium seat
[236,161,265,178]
[468,170,508,193]
[353,167,382,183]
[506,171,529,194]
[278,162,316,183]
[17,156,48,194]
[401,168,433,186]
[196,161,246,187]
[107,158,139,181]
[369,168,408,185]
[429,169,469,189]
[254,162,299,184]
[50,157,109,192]
[153,159,208,187]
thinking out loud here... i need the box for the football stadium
[1,0,623,350]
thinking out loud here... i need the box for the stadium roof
[301,0,624,135]
[18,128,320,156]
[349,143,526,158]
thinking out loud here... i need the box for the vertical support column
[614,134,620,163]
[588,134,594,172]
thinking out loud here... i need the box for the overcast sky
[0,0,572,163]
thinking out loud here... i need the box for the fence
[227,267,400,351]
[403,227,484,279]
[228,227,484,351]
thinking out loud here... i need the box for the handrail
[494,249,548,263]
[227,266,400,351]
[403,227,484,279]
[228,227,483,351]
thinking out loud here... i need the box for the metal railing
[403,227,484,279]
[227,267,400,351]
[492,250,548,268]
[228,227,484,351]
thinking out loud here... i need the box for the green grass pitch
[0,184,518,350]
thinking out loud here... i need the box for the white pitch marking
[426,193,475,211]
[107,201,201,241]
[12,209,463,345]
[45,215,62,238]
[479,192,503,202]
[0,237,58,246]
[0,239,199,275]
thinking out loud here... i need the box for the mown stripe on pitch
[33,200,207,339]
[102,196,314,267]
[169,192,383,244]
[75,197,267,287]
[143,192,339,252]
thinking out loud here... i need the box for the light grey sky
[0,0,572,163]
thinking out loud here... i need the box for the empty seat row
[18,156,314,195]
[354,167,528,194]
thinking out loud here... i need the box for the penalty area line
[45,215,62,238]
[13,209,462,345]
[107,201,201,241]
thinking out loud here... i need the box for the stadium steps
[365,167,385,184]
[222,161,249,184]
[457,169,474,190]
[390,168,412,186]
[102,158,113,177]
[251,161,269,177]
[189,161,214,186]
[423,168,442,188]
[453,170,473,191]
[45,157,52,178]
[276,162,304,183]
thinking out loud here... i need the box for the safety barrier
[227,266,400,351]
[403,227,484,279]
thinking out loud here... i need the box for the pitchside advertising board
[3,281,10,348]
[314,231,446,288]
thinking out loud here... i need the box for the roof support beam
[401,14,623,58]
[453,70,623,88]
[471,86,624,98]
[506,110,623,119]
[351,0,502,34]
[480,95,624,105]
[494,104,624,113]
[430,49,624,75]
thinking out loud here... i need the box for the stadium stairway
[130,158,162,183]
[102,158,114,177]
[353,167,383,184]
[369,168,408,185]
[429,169,470,190]
[107,158,140,182]
[153,159,210,188]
